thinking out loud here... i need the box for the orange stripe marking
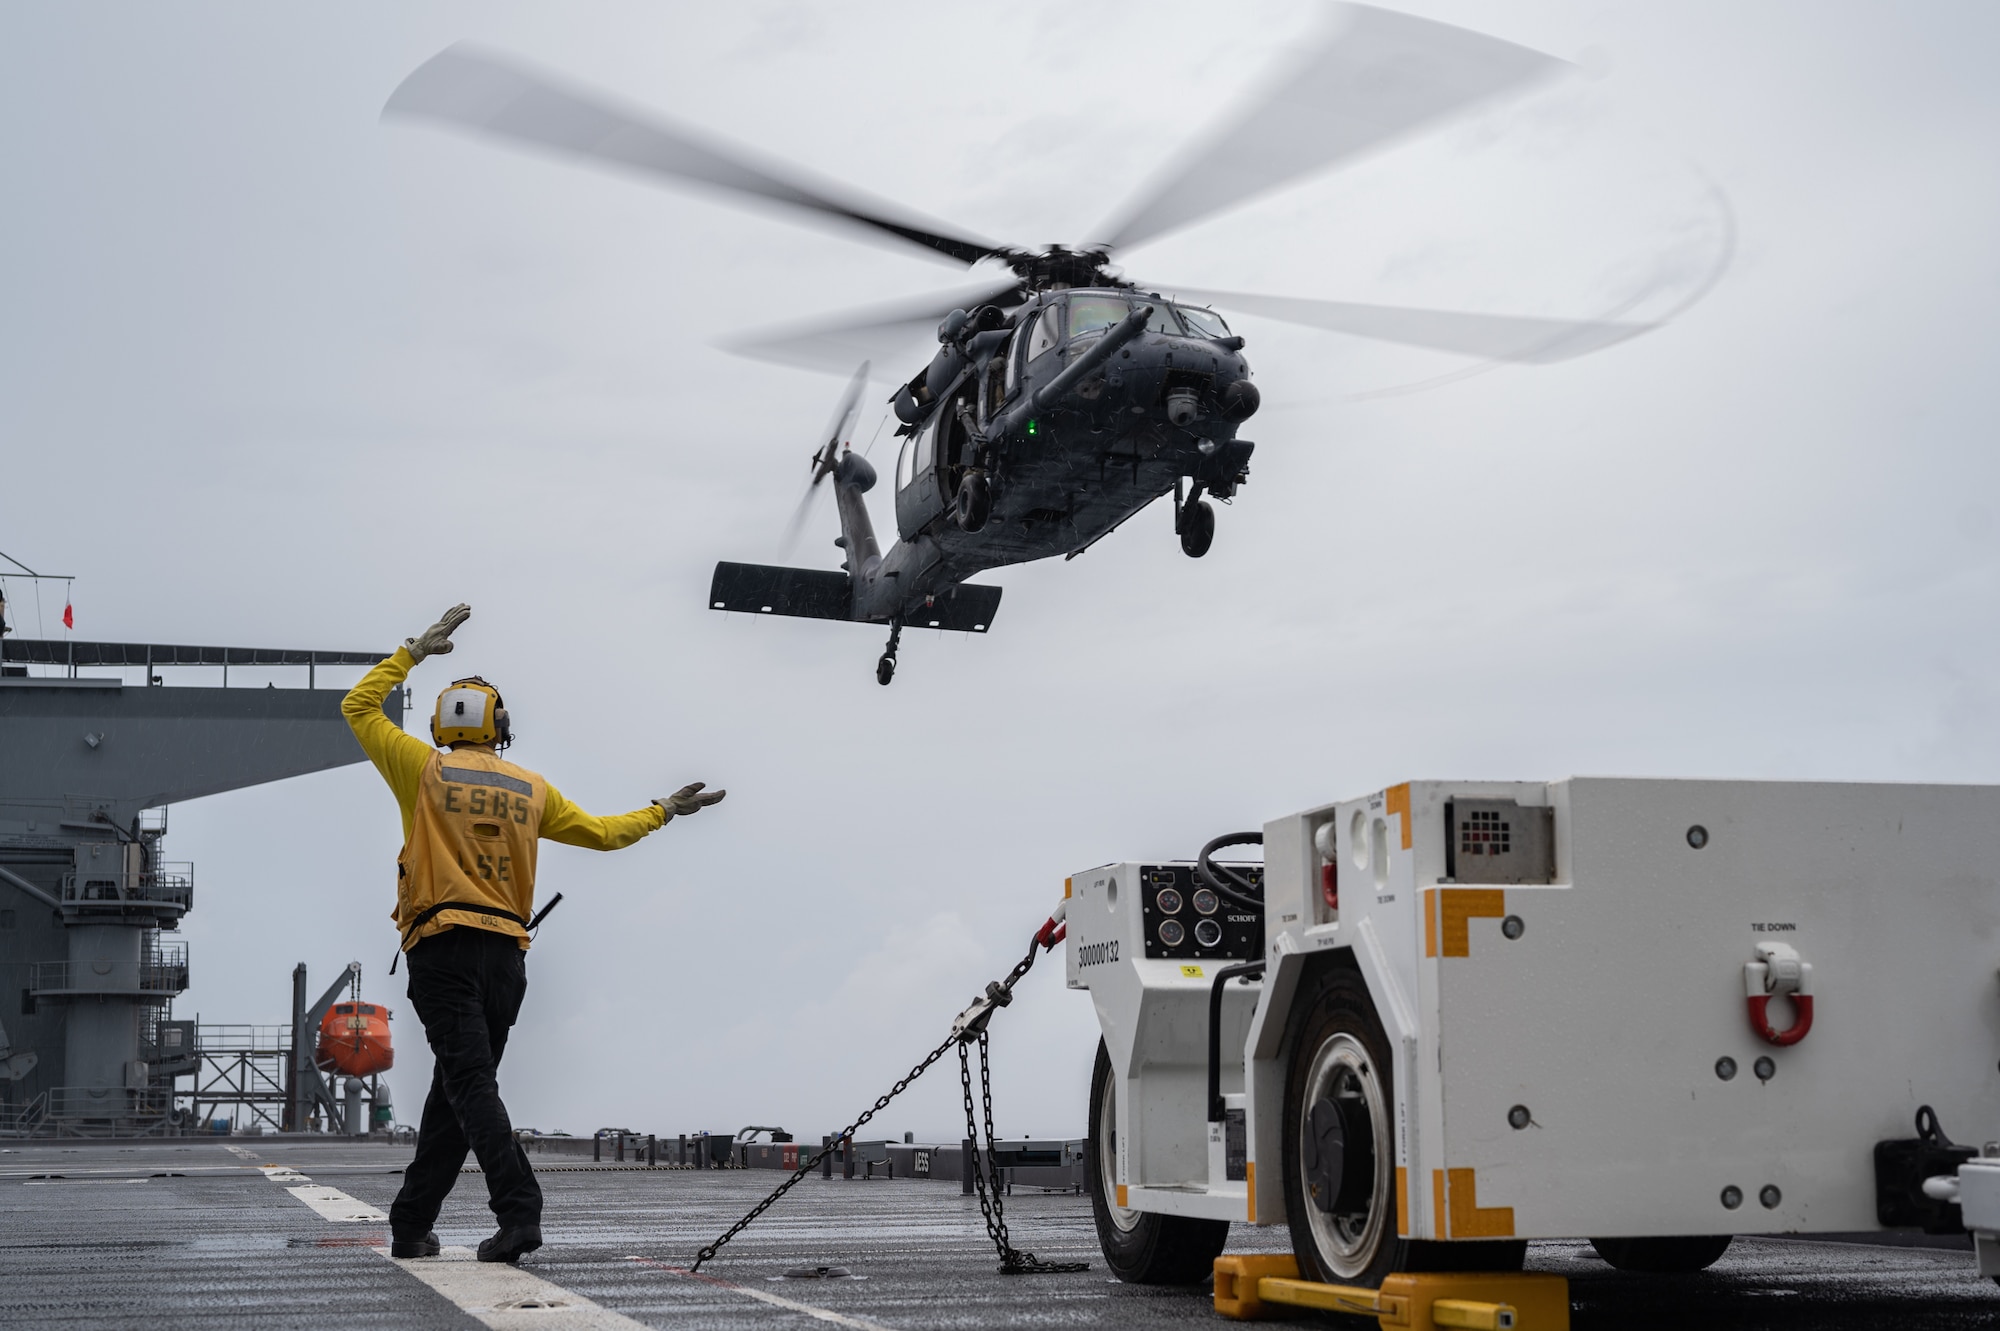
[1446,1167,1516,1237]
[1386,783,1413,850]
[1439,889,1507,958]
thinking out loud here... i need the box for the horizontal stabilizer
[708,563,1002,632]
[710,562,853,621]
[905,582,1002,633]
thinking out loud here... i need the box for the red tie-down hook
[1744,941,1814,1046]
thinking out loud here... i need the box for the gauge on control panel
[1191,887,1219,915]
[1158,918,1186,947]
[1194,918,1223,948]
[1156,887,1184,914]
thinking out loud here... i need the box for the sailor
[343,603,724,1264]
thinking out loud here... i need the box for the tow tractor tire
[955,473,991,532]
[1588,1235,1733,1273]
[1282,965,1526,1288]
[1087,1039,1229,1284]
[1180,499,1215,558]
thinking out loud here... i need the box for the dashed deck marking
[252,1159,388,1221]
[627,1255,898,1331]
[376,1247,652,1330]
[286,1183,389,1222]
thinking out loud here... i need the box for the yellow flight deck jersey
[343,648,667,950]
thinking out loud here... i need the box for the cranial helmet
[432,677,512,749]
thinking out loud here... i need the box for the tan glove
[406,603,471,662]
[655,782,726,823]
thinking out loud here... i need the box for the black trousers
[389,926,542,1238]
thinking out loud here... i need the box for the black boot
[476,1222,543,1264]
[390,1231,441,1259]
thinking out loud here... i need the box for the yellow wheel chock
[1213,1255,1569,1330]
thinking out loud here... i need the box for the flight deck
[1,1138,1993,1330]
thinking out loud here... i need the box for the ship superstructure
[0,637,396,1135]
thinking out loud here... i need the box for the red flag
[62,601,73,630]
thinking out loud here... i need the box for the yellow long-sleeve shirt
[343,648,667,946]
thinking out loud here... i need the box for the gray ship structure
[0,635,397,1136]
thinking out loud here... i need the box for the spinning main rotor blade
[779,361,871,559]
[723,278,1025,374]
[1095,4,1564,253]
[1165,286,1653,363]
[385,44,1002,267]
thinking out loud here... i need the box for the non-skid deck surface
[0,1139,1994,1328]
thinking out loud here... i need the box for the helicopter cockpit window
[1067,295,1129,339]
[1178,305,1231,339]
[1026,306,1063,361]
[1145,302,1185,335]
[896,435,915,490]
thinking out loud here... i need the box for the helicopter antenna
[860,414,888,459]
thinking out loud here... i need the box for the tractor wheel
[1086,1040,1229,1284]
[1282,967,1525,1287]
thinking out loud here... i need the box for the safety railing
[60,863,194,911]
[30,941,189,997]
[196,1024,291,1053]
[43,1086,175,1136]
[0,1091,50,1137]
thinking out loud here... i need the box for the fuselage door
[895,412,950,538]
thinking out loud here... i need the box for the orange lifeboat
[317,1001,394,1078]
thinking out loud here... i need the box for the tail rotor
[778,361,870,559]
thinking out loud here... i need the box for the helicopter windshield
[1067,295,1130,339]
[1068,293,1193,339]
[1177,305,1230,338]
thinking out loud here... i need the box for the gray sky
[3,2,1997,1140]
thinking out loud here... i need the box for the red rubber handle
[1747,992,1813,1046]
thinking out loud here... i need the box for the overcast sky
[3,2,1996,1141]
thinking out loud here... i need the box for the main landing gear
[955,472,991,532]
[1175,480,1215,559]
[877,619,901,686]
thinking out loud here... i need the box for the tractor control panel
[1139,864,1263,962]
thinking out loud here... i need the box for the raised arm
[342,647,434,825]
[341,604,470,831]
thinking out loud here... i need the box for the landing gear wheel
[1588,1235,1732,1273]
[876,654,896,686]
[1282,967,1525,1288]
[1179,498,1214,558]
[1086,1039,1228,1284]
[955,472,991,532]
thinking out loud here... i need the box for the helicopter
[386,5,1696,684]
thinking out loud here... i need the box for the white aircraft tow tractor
[1067,778,2000,1327]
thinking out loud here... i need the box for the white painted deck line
[376,1247,652,1330]
[286,1183,389,1222]
[250,1159,386,1221]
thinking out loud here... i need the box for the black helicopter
[387,5,1684,684]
